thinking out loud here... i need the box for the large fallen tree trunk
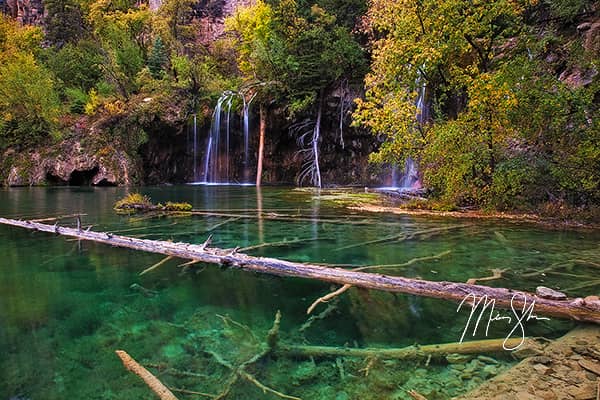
[1,217,599,324]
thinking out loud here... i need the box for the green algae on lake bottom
[0,186,597,399]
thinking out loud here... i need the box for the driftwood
[408,391,429,400]
[1,217,600,324]
[206,311,301,400]
[466,268,506,285]
[299,303,339,333]
[115,350,179,400]
[334,224,472,251]
[277,338,540,360]
[108,222,179,234]
[240,237,322,253]
[306,284,352,315]
[140,256,174,275]
[130,208,402,227]
[523,258,600,279]
[31,213,87,223]
[170,388,215,398]
[352,250,452,272]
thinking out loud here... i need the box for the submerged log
[1,217,600,324]
[278,338,539,360]
[115,350,179,400]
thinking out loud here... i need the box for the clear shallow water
[1,186,598,399]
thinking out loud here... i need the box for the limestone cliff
[5,140,139,186]
[3,0,44,25]
[137,0,255,44]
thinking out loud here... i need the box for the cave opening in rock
[45,173,68,186]
[68,167,99,186]
[94,178,116,187]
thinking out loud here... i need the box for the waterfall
[415,67,428,125]
[192,113,198,181]
[391,164,399,187]
[242,93,257,183]
[385,69,427,190]
[226,96,232,181]
[398,157,419,188]
[204,94,226,183]
[196,90,254,184]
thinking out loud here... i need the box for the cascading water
[193,91,254,184]
[204,94,226,183]
[242,93,257,183]
[415,70,427,125]
[398,157,419,188]
[226,96,232,180]
[384,69,427,190]
[192,113,198,181]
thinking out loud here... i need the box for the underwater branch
[115,350,179,400]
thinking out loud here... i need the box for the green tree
[226,0,365,187]
[154,0,197,54]
[45,40,104,91]
[148,36,168,79]
[354,0,531,205]
[86,0,151,96]
[43,0,85,45]
[0,13,44,56]
[0,53,61,148]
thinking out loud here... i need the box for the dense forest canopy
[0,0,598,214]
[355,0,599,211]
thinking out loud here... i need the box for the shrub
[163,202,193,211]
[114,193,153,210]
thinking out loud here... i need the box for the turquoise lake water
[1,186,598,399]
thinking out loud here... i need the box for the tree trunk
[256,104,266,187]
[313,96,323,188]
[1,217,599,324]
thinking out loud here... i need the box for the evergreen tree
[148,36,168,79]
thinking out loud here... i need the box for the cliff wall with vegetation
[0,0,598,216]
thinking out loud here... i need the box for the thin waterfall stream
[384,70,427,190]
[192,91,255,185]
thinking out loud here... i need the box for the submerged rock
[446,354,472,364]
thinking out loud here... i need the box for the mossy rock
[114,193,192,213]
[313,190,382,207]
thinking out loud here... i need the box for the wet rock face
[581,18,600,54]
[139,123,192,184]
[559,65,598,89]
[558,16,600,89]
[260,86,383,186]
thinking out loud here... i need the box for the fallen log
[277,337,540,360]
[1,217,599,324]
